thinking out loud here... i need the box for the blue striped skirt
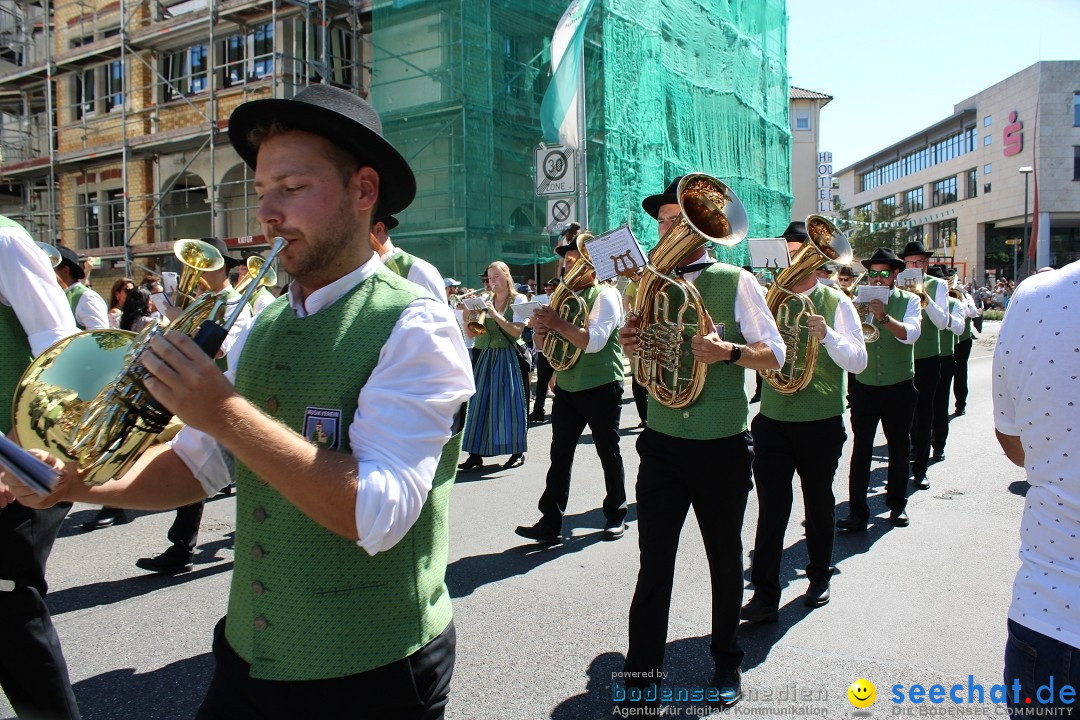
[461,346,527,456]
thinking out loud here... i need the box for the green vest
[761,284,845,422]
[556,285,624,392]
[856,289,917,387]
[913,275,944,360]
[248,286,275,312]
[227,268,459,681]
[960,314,973,343]
[65,283,88,329]
[647,264,748,440]
[0,303,32,435]
[938,296,959,357]
[473,302,523,350]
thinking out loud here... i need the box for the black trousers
[749,414,846,605]
[910,355,940,480]
[932,355,956,455]
[0,502,81,720]
[625,428,753,682]
[847,378,917,521]
[167,501,204,557]
[953,338,972,411]
[631,378,648,424]
[537,381,626,530]
[531,353,555,415]
[197,618,455,720]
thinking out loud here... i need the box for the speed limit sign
[535,144,577,196]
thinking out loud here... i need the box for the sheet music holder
[585,226,647,283]
[747,238,791,271]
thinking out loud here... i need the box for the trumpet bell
[235,254,278,294]
[173,239,224,308]
[35,241,62,269]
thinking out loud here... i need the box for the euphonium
[173,238,224,308]
[632,173,748,409]
[760,215,853,395]
[235,253,278,294]
[543,231,595,371]
[13,237,287,486]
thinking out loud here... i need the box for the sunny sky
[786,0,1080,171]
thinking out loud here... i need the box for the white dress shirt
[887,290,923,345]
[923,277,949,331]
[0,226,78,355]
[946,295,965,336]
[383,246,444,302]
[71,283,110,330]
[251,288,275,316]
[817,283,867,374]
[993,260,1080,650]
[171,254,475,555]
[583,284,624,353]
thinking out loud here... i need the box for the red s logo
[1003,111,1023,157]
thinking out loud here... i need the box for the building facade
[834,61,1080,283]
[788,86,832,224]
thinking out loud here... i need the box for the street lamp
[1018,166,1033,280]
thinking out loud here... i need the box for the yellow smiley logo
[848,678,876,708]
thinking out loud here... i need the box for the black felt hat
[641,176,684,220]
[837,264,856,278]
[375,216,399,231]
[203,237,240,269]
[56,245,85,280]
[781,221,808,240]
[227,85,416,216]
[899,240,933,258]
[860,247,905,271]
[927,265,947,278]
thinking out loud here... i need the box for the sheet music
[896,268,923,286]
[853,285,891,305]
[747,238,791,270]
[512,301,542,322]
[461,296,487,311]
[585,226,647,282]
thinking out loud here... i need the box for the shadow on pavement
[48,559,233,617]
[71,654,214,720]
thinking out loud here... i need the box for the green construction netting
[370,0,790,284]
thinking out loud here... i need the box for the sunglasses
[868,269,892,279]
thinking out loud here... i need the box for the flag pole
[577,39,588,230]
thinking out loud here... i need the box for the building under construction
[0,0,791,290]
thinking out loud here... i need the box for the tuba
[172,238,224,309]
[235,253,278,295]
[13,237,287,486]
[632,173,748,409]
[760,215,853,395]
[542,231,595,371]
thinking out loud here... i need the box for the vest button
[254,616,269,630]
[267,396,279,413]
[253,507,267,523]
[251,544,264,559]
[252,581,265,595]
[682,411,690,419]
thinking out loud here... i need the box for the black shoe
[458,455,483,472]
[603,521,627,541]
[804,581,830,607]
[913,476,930,490]
[889,509,910,527]
[954,406,966,416]
[135,550,193,575]
[82,508,128,532]
[501,453,525,469]
[836,515,868,533]
[710,667,742,709]
[931,451,945,464]
[528,410,545,423]
[740,597,778,623]
[514,522,560,544]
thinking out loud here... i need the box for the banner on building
[540,0,597,151]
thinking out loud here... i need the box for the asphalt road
[2,323,1027,720]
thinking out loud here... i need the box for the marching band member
[838,248,921,531]
[371,216,445,301]
[928,266,965,464]
[516,238,626,543]
[742,234,866,621]
[952,276,980,416]
[54,245,109,330]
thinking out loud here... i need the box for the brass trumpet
[459,289,493,335]
[172,238,225,309]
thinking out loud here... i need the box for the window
[879,195,896,212]
[223,34,245,87]
[74,68,95,119]
[932,176,957,206]
[857,126,976,191]
[983,134,992,147]
[251,23,274,78]
[984,183,991,194]
[984,163,992,175]
[79,192,100,249]
[966,168,977,199]
[904,187,924,213]
[1074,147,1080,181]
[222,24,273,89]
[907,225,924,244]
[933,219,957,250]
[794,108,810,131]
[1075,94,1080,126]
[984,115,992,127]
[105,60,123,112]
[293,21,353,88]
[105,189,124,247]
[162,43,209,100]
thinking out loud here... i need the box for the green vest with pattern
[761,283,845,422]
[556,285,624,392]
[938,296,959,357]
[65,283,88,329]
[913,275,944,360]
[227,268,460,681]
[648,264,748,440]
[383,248,418,280]
[856,289,917,387]
[0,303,31,435]
[960,314,973,343]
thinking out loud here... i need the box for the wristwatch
[882,314,892,325]
[724,344,743,365]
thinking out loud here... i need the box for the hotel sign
[817,151,833,213]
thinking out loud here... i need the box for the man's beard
[283,200,359,281]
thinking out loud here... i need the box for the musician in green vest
[741,230,867,623]
[952,275,980,415]
[928,266,965,465]
[54,244,109,330]
[616,177,785,713]
[837,248,923,532]
[0,217,81,720]
[898,240,951,492]
[371,215,444,300]
[516,239,627,543]
[12,85,475,720]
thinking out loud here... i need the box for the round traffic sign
[552,199,572,223]
[543,150,569,181]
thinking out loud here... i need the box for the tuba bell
[631,173,748,409]
[760,215,853,395]
[13,238,287,486]
[543,231,595,371]
[235,253,278,295]
[172,238,225,309]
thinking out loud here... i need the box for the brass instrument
[459,289,493,335]
[840,270,865,300]
[853,300,881,344]
[760,215,853,395]
[235,253,278,295]
[632,173,748,409]
[897,269,929,308]
[947,273,964,301]
[35,241,62,268]
[13,237,287,486]
[543,231,595,371]
[172,238,225,309]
